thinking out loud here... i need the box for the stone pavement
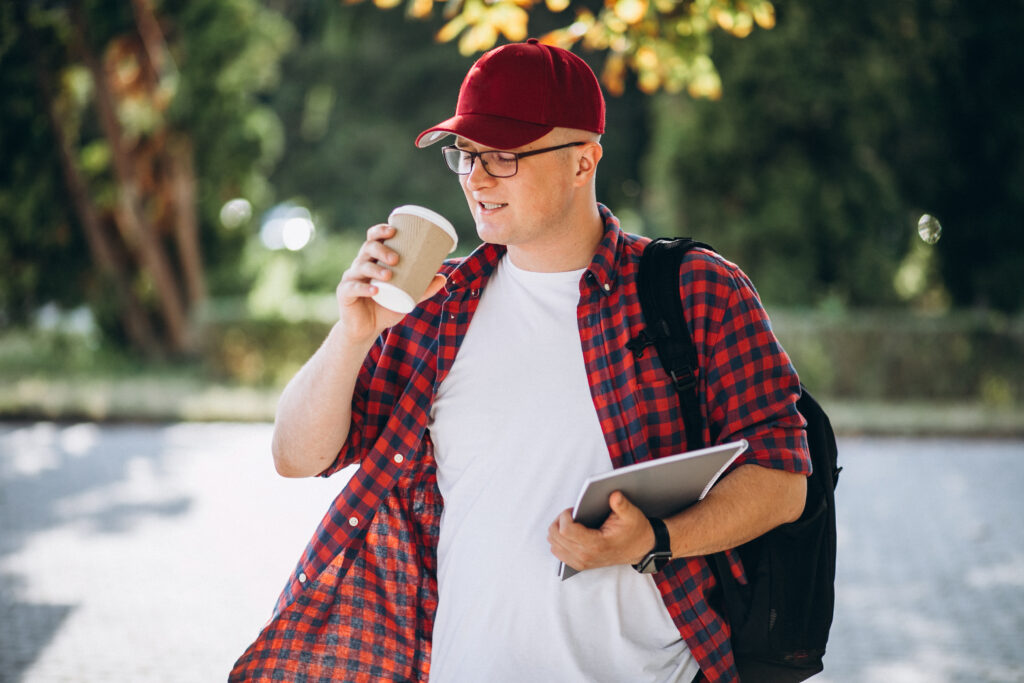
[0,423,1021,682]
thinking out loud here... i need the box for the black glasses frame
[442,142,586,178]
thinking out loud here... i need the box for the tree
[895,0,1024,311]
[346,0,778,98]
[262,2,475,238]
[2,0,294,355]
[638,0,1024,311]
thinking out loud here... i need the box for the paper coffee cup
[371,205,458,313]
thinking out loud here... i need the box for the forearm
[548,464,806,572]
[271,322,376,478]
[664,464,806,559]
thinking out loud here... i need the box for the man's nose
[465,157,496,189]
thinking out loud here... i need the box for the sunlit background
[0,0,1022,680]
[2,0,1022,410]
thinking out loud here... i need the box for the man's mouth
[479,202,507,211]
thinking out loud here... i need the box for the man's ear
[574,142,603,185]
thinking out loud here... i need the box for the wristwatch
[633,516,672,574]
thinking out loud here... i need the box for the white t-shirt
[427,255,699,683]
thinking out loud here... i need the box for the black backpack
[631,238,841,682]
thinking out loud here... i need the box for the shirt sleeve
[682,250,811,475]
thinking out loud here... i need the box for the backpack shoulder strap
[632,237,748,630]
[630,237,715,452]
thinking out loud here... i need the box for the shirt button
[603,283,611,292]
[348,516,359,527]
[393,453,404,464]
[298,572,307,583]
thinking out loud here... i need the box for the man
[231,39,810,683]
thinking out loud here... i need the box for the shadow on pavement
[0,598,73,681]
[0,422,193,677]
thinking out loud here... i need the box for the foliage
[263,1,653,246]
[639,0,1024,311]
[346,0,777,98]
[892,0,1024,311]
[771,308,1024,406]
[3,0,1022,366]
[165,0,295,222]
[263,2,476,239]
[0,0,294,355]
[6,306,1018,408]
[0,5,91,323]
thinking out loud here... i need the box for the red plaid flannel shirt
[230,205,810,682]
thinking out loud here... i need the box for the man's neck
[506,204,605,273]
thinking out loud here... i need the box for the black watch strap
[633,516,672,574]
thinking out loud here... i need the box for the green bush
[771,309,1024,405]
[3,307,1020,409]
[200,315,331,388]
[199,306,1023,406]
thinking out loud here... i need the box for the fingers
[337,224,399,303]
[547,510,576,548]
[549,509,609,570]
[360,224,400,267]
[352,224,399,279]
[548,510,585,567]
[548,493,654,571]
[332,222,447,343]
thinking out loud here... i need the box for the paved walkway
[0,423,1021,682]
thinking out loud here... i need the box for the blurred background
[1,0,1022,427]
[1,3,1023,681]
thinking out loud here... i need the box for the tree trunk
[69,0,194,354]
[127,0,208,315]
[167,135,207,310]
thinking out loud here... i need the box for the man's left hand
[547,491,655,572]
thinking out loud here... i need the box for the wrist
[633,516,672,574]
[329,319,380,352]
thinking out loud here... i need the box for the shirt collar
[441,242,505,294]
[584,203,625,297]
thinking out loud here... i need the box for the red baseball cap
[415,39,606,150]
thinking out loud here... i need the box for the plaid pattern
[230,205,810,682]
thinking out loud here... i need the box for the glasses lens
[442,147,520,177]
[443,147,471,174]
[480,152,517,178]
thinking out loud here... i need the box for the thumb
[609,490,637,516]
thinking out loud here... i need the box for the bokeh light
[219,198,252,229]
[260,204,315,251]
[917,214,942,245]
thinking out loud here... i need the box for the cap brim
[415,113,553,150]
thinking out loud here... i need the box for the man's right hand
[335,223,447,344]
[271,222,445,477]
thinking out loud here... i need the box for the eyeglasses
[442,142,586,178]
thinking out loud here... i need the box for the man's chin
[473,221,509,247]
